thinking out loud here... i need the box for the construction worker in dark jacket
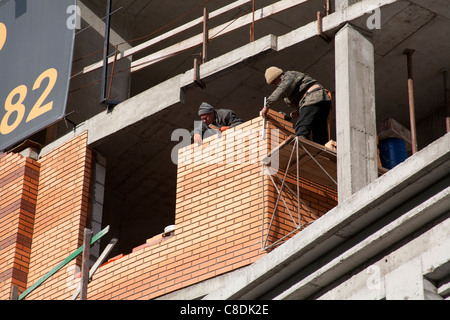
[261,66,331,145]
[191,102,243,145]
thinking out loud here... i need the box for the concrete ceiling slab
[374,2,435,57]
[411,0,450,20]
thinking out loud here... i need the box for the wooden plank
[298,137,337,161]
[81,0,252,74]
[130,0,309,73]
[272,137,337,167]
[18,225,110,300]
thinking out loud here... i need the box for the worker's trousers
[294,99,331,145]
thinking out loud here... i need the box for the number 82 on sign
[1,68,58,135]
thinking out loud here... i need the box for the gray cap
[198,102,215,115]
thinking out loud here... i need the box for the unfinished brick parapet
[0,152,40,299]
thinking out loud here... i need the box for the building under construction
[1,0,449,301]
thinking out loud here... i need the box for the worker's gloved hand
[193,133,202,145]
[290,110,299,119]
[261,106,269,118]
[220,126,230,132]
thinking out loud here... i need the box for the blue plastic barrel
[378,138,407,169]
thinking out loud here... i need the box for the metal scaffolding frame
[260,134,338,251]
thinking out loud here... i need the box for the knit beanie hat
[265,66,283,84]
[198,102,215,115]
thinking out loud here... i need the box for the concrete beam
[276,180,450,299]
[335,23,378,203]
[39,35,277,156]
[335,0,363,11]
[78,1,131,52]
[318,219,450,300]
[40,74,184,155]
[180,34,277,87]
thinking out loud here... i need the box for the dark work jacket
[266,71,330,109]
[191,109,243,139]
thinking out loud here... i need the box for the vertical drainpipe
[250,0,255,42]
[101,0,112,104]
[202,7,208,64]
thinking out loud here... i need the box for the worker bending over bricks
[191,102,243,145]
[261,66,332,145]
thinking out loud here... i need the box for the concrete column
[385,258,443,300]
[335,23,378,203]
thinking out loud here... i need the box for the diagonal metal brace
[71,238,118,300]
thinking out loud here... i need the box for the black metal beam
[100,0,120,110]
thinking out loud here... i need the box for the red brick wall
[0,133,101,300]
[86,116,267,299]
[0,153,39,299]
[0,112,337,300]
[86,112,336,300]
[21,132,93,300]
